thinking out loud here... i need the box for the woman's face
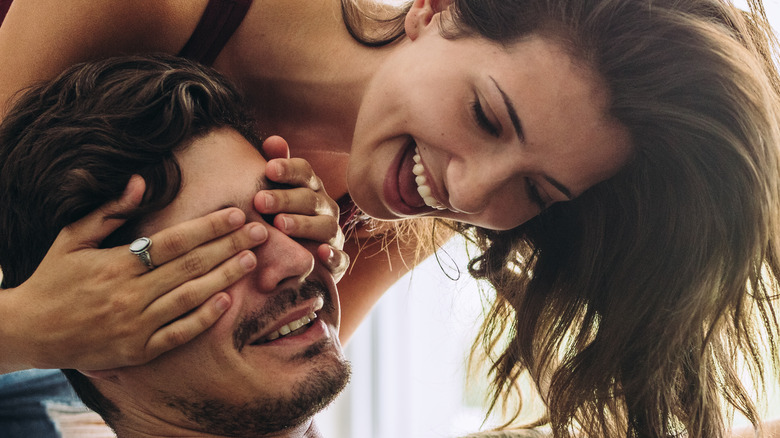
[349,11,632,230]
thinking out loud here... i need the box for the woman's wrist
[0,284,38,373]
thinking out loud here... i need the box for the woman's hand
[1,176,267,373]
[255,135,349,282]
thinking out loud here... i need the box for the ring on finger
[129,237,155,270]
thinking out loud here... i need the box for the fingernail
[228,210,244,227]
[263,193,275,210]
[249,224,267,242]
[280,216,293,232]
[215,295,231,312]
[239,252,257,270]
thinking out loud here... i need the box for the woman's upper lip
[414,146,453,211]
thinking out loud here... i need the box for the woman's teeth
[412,149,446,210]
[264,312,317,342]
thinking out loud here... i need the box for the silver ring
[129,237,155,270]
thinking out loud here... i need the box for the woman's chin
[350,193,427,221]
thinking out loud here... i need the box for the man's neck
[112,418,323,438]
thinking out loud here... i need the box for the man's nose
[250,224,315,292]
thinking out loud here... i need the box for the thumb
[261,135,291,160]
[61,175,146,249]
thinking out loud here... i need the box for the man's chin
[163,353,351,436]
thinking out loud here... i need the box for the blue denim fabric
[0,369,85,438]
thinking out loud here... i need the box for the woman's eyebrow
[543,176,574,200]
[489,76,574,200]
[490,76,524,142]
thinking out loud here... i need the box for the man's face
[96,128,349,435]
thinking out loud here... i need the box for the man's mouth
[256,311,318,344]
[248,296,325,346]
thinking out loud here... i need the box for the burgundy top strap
[0,0,250,64]
[0,0,13,26]
[178,0,253,66]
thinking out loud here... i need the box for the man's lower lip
[383,139,431,216]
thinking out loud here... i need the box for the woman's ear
[404,0,454,41]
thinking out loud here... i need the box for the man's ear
[404,0,454,41]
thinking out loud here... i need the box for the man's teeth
[412,148,446,210]
[264,312,317,342]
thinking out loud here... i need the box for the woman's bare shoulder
[0,0,206,118]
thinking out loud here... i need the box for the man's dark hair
[0,53,262,424]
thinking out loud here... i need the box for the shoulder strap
[0,0,13,26]
[178,0,253,66]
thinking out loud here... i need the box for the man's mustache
[233,279,335,350]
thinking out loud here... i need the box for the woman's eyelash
[525,178,547,210]
[471,100,500,137]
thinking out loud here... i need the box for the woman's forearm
[0,284,36,373]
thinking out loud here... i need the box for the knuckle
[325,196,338,213]
[277,191,292,209]
[228,232,244,254]
[290,157,308,169]
[315,197,333,216]
[301,159,314,176]
[208,213,224,235]
[160,230,188,254]
[326,221,340,239]
[182,252,208,275]
[99,261,128,281]
[309,175,322,191]
[289,159,311,183]
[224,257,250,284]
[174,285,200,311]
[55,226,78,247]
[109,295,133,315]
[220,265,239,287]
[163,328,190,349]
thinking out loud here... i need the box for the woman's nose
[249,225,315,292]
[445,156,522,214]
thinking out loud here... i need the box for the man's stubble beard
[164,340,351,437]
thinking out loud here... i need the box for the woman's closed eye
[471,98,500,137]
[525,178,547,210]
